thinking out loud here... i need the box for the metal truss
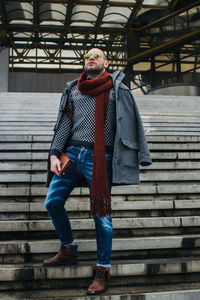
[129,42,200,94]
[0,0,179,71]
[0,0,200,94]
[126,0,200,93]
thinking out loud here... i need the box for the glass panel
[39,3,52,20]
[101,23,124,28]
[109,0,136,3]
[71,22,93,27]
[39,3,66,21]
[40,21,64,26]
[10,20,32,25]
[51,3,66,20]
[103,7,130,22]
[143,0,168,5]
[72,5,98,21]
[5,2,33,20]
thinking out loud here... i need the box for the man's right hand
[50,155,62,176]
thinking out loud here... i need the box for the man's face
[84,48,109,76]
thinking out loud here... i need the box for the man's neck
[87,69,105,80]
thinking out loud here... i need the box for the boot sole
[87,287,107,295]
[43,261,78,267]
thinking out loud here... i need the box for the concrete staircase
[1,93,200,299]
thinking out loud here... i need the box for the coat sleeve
[129,91,152,166]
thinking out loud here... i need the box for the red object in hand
[60,152,73,175]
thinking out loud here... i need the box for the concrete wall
[149,84,200,96]
[0,48,9,92]
[8,71,81,92]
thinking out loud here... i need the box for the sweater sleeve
[50,101,73,157]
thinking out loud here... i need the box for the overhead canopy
[0,0,199,72]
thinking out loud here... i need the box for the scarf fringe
[90,157,112,218]
[90,186,112,218]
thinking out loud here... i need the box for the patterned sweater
[50,84,116,157]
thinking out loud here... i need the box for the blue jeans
[45,146,113,268]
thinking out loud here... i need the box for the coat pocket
[121,138,139,150]
[120,138,139,168]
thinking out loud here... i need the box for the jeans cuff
[63,239,76,246]
[97,262,111,269]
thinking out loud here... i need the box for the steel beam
[3,24,125,34]
[128,29,200,64]
[135,0,200,31]
[126,0,143,27]
[3,0,169,8]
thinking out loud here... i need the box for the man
[44,48,152,295]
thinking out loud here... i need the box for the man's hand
[50,155,62,176]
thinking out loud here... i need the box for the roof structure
[0,0,200,92]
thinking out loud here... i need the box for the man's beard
[84,64,104,76]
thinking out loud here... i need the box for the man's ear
[104,60,109,68]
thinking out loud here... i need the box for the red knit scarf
[78,71,113,217]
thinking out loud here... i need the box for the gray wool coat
[46,70,152,187]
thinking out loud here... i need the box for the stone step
[135,95,200,115]
[0,199,199,221]
[0,127,54,131]
[149,143,200,150]
[0,131,53,135]
[0,121,55,125]
[0,152,49,160]
[1,134,200,142]
[0,117,194,124]
[0,199,173,213]
[1,235,200,255]
[0,118,197,125]
[1,151,200,161]
[0,110,57,115]
[150,152,200,160]
[2,125,200,131]
[0,93,199,115]
[1,129,200,136]
[143,120,200,124]
[1,115,199,123]
[0,104,54,108]
[1,161,200,172]
[0,199,199,213]
[142,115,200,120]
[1,120,200,126]
[146,132,200,136]
[0,135,52,142]
[1,142,200,151]
[0,116,57,122]
[0,143,50,150]
[144,127,200,132]
[0,215,200,232]
[0,258,200,289]
[1,285,200,300]
[0,130,199,137]
[146,128,200,133]
[1,183,200,198]
[0,170,200,183]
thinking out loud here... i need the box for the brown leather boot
[43,244,78,266]
[87,266,111,295]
